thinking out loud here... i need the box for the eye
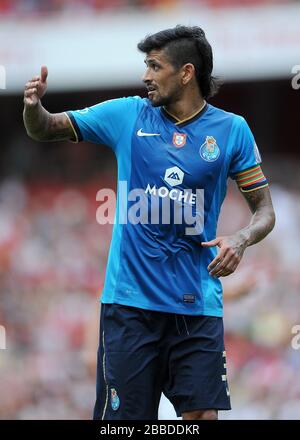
[151,64,160,72]
[148,62,159,71]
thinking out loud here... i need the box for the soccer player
[23,26,275,420]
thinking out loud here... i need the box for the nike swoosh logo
[137,128,160,137]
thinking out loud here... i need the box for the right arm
[23,66,75,142]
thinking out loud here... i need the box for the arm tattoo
[237,186,276,247]
[47,113,75,142]
[23,103,75,142]
[242,187,273,214]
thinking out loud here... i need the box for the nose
[142,67,152,84]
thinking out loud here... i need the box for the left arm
[201,186,275,277]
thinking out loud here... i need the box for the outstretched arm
[23,66,75,142]
[202,186,276,278]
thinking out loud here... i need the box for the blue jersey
[67,97,268,317]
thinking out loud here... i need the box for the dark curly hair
[137,25,219,99]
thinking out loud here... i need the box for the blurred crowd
[0,168,300,419]
[0,179,110,418]
[0,0,294,16]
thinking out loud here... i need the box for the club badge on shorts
[200,136,220,162]
[173,132,187,148]
[110,387,120,411]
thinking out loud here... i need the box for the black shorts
[93,303,231,420]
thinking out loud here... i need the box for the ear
[181,63,195,86]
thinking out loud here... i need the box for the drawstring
[174,315,190,336]
[175,314,181,335]
[182,316,190,336]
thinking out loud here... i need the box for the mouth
[147,85,157,97]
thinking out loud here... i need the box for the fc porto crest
[173,132,187,148]
[200,136,220,162]
[110,387,120,411]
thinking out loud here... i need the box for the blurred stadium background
[1,0,300,420]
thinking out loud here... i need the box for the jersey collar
[161,102,208,128]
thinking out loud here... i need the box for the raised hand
[24,65,48,107]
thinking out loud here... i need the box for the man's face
[142,49,182,107]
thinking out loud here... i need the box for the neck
[164,92,206,122]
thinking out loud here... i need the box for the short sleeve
[66,96,142,152]
[229,116,268,192]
